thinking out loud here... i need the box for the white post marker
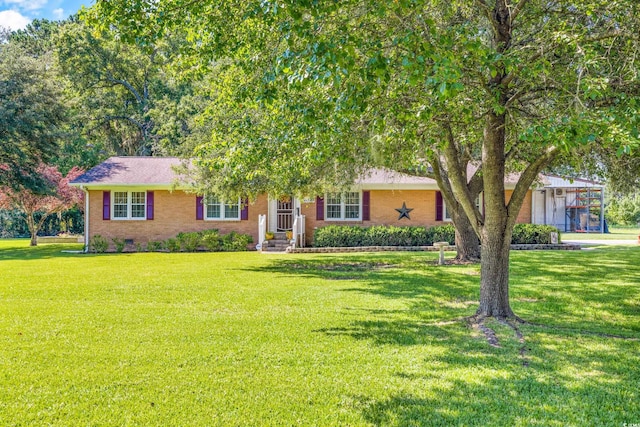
[433,241,449,265]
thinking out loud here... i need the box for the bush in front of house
[200,229,221,251]
[313,224,558,247]
[164,230,253,252]
[112,237,126,253]
[313,225,455,248]
[511,224,561,244]
[429,224,456,244]
[166,237,181,252]
[220,231,253,252]
[89,235,109,253]
[176,232,201,252]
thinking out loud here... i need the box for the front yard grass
[563,226,640,241]
[0,239,638,426]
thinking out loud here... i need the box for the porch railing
[257,214,267,250]
[292,215,306,248]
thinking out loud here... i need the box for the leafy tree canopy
[0,29,66,191]
[55,18,198,157]
[87,0,640,319]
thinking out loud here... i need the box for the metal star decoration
[395,202,413,220]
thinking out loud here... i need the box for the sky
[0,0,90,31]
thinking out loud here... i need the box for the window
[205,196,240,220]
[325,192,361,220]
[112,191,146,220]
[443,193,483,221]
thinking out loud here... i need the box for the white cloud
[52,7,63,19]
[2,0,48,12]
[0,9,30,30]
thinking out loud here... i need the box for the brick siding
[88,190,266,247]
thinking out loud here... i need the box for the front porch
[257,196,306,252]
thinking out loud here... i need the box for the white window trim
[443,193,484,222]
[324,191,362,221]
[111,190,147,221]
[204,197,242,221]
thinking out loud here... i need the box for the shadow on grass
[251,253,479,315]
[251,251,640,424]
[355,366,633,426]
[251,249,640,337]
[509,247,640,334]
[326,315,639,425]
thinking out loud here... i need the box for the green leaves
[0,32,65,191]
[84,0,640,209]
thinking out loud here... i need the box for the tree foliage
[0,164,84,246]
[88,0,640,318]
[55,19,196,156]
[606,194,640,226]
[0,28,66,191]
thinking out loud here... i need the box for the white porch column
[257,214,267,250]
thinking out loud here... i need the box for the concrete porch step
[261,238,292,252]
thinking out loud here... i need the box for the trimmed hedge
[512,224,561,244]
[173,230,253,252]
[313,225,455,247]
[88,229,253,253]
[313,224,560,247]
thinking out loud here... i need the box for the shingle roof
[71,157,186,186]
[357,169,438,185]
[71,157,601,189]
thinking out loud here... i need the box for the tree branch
[441,123,484,232]
[105,73,144,104]
[102,115,145,131]
[510,0,529,22]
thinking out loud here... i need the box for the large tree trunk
[453,213,480,262]
[477,222,514,318]
[476,95,514,317]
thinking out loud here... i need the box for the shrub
[164,231,252,253]
[89,235,109,253]
[146,240,165,252]
[314,225,440,247]
[166,238,181,252]
[135,242,144,252]
[313,223,557,247]
[512,224,561,244]
[430,224,456,244]
[220,231,253,252]
[112,237,126,253]
[176,232,202,252]
[200,229,221,251]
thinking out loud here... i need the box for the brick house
[70,157,604,250]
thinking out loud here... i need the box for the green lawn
[1,239,639,426]
[563,227,640,241]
